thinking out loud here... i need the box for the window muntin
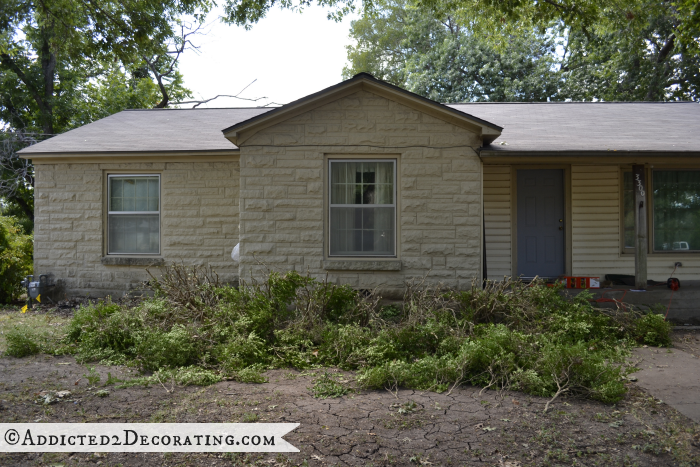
[653,170,700,252]
[108,175,160,254]
[329,160,396,256]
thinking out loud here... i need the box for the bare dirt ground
[1,308,699,467]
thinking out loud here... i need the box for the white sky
[177,6,359,108]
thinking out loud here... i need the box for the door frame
[511,165,572,278]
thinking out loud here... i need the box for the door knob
[559,226,563,230]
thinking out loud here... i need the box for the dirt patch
[672,328,700,354]
[1,355,699,467]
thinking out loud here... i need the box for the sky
[177,6,359,108]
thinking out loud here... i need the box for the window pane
[108,214,159,254]
[623,172,635,248]
[330,207,395,256]
[653,171,700,251]
[330,162,393,205]
[110,176,159,212]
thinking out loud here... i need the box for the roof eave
[20,148,240,163]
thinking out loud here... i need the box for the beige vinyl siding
[484,166,511,278]
[570,165,700,281]
[570,166,622,276]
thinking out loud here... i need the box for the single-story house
[19,73,700,302]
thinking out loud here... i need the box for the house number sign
[634,173,645,197]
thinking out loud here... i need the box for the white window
[107,175,160,254]
[329,160,396,256]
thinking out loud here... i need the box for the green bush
[5,326,41,357]
[66,301,142,364]
[136,325,200,371]
[0,215,32,303]
[634,312,672,347]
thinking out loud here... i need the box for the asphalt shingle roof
[19,107,270,155]
[447,101,700,153]
[19,101,700,156]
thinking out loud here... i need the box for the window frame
[650,168,700,253]
[620,169,636,253]
[621,167,700,254]
[106,173,161,256]
[327,158,397,258]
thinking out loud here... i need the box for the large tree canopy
[343,0,562,102]
[342,0,700,102]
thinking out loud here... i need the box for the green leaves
[0,215,32,303]
[344,0,700,102]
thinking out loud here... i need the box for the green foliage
[310,372,350,398]
[343,0,700,102]
[135,325,200,372]
[0,215,32,303]
[634,313,672,347]
[234,366,268,384]
[65,264,663,402]
[344,0,561,102]
[4,325,40,357]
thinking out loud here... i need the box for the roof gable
[222,73,502,146]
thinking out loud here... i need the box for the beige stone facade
[33,161,240,297]
[237,89,484,296]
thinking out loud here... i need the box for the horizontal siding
[571,165,624,277]
[484,166,511,279]
[571,165,700,281]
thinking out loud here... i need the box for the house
[19,73,700,309]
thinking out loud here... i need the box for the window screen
[108,175,160,254]
[329,161,396,256]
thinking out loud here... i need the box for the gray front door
[517,169,565,278]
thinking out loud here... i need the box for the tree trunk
[39,32,56,135]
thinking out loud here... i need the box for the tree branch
[657,34,675,63]
[172,80,268,108]
[0,54,48,115]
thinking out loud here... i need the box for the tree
[343,0,561,102]
[558,7,700,101]
[342,0,700,102]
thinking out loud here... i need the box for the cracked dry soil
[1,353,699,467]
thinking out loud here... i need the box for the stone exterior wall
[33,160,240,297]
[238,89,483,296]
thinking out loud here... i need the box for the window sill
[322,260,401,271]
[101,256,164,267]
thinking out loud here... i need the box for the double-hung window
[329,160,396,256]
[107,175,160,254]
[622,170,700,252]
